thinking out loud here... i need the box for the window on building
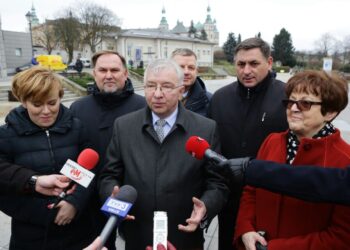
[15,48,22,57]
[197,50,201,59]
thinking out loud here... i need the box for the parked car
[67,58,91,70]
[67,61,76,70]
[80,58,91,68]
[15,62,32,73]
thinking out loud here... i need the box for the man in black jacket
[208,37,288,249]
[171,48,212,117]
[70,50,146,249]
[0,159,71,195]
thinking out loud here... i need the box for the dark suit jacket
[247,159,350,205]
[98,104,228,249]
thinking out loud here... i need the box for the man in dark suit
[98,59,228,249]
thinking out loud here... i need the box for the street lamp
[25,11,34,57]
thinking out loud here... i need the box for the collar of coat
[141,103,189,135]
[92,78,135,108]
[5,104,73,136]
[237,71,274,97]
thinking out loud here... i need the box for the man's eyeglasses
[144,83,182,94]
[282,99,322,111]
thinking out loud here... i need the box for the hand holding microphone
[50,148,99,226]
[99,185,138,249]
[35,174,72,196]
[58,148,99,198]
[185,136,251,182]
[48,148,99,211]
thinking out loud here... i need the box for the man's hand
[83,236,107,250]
[178,197,207,232]
[54,200,77,226]
[110,185,135,221]
[35,175,73,196]
[145,241,177,250]
[242,231,267,250]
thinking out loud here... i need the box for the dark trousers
[218,182,243,250]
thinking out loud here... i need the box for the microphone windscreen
[185,136,210,160]
[77,148,99,170]
[116,185,138,204]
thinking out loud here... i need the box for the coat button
[303,144,312,151]
[241,142,247,148]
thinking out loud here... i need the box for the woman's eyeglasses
[282,99,322,111]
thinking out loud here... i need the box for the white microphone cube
[153,211,168,250]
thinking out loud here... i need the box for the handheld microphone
[185,136,227,163]
[57,148,99,199]
[99,185,138,248]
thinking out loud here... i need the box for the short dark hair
[171,48,197,60]
[234,37,271,59]
[91,50,127,69]
[286,70,348,115]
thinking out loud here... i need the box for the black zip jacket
[0,104,95,250]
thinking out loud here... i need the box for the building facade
[1,4,219,76]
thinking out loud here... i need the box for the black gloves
[216,157,251,182]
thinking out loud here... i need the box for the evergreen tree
[188,20,197,38]
[200,29,207,40]
[223,32,237,62]
[237,34,242,44]
[272,28,296,66]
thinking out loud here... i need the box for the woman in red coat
[234,70,350,250]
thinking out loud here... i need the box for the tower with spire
[203,5,219,44]
[30,4,40,27]
[158,7,169,31]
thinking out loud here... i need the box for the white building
[99,6,219,68]
[1,4,219,75]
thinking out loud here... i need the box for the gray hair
[144,59,184,86]
[234,37,271,59]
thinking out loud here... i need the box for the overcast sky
[1,0,349,51]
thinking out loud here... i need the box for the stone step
[0,86,11,91]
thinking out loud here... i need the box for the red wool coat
[234,130,350,250]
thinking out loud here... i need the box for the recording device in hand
[153,211,168,250]
[99,185,138,248]
[256,231,267,250]
[48,148,98,208]
[185,136,227,163]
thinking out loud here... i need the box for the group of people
[1,36,350,250]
